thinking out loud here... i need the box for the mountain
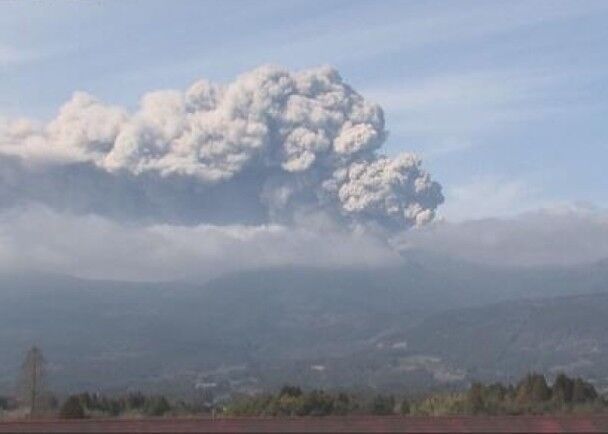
[0,256,607,395]
[403,291,608,388]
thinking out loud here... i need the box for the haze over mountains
[1,251,607,396]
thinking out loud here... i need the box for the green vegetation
[1,370,605,419]
[58,392,174,418]
[226,386,360,417]
[405,373,600,416]
[59,396,85,419]
[225,373,604,417]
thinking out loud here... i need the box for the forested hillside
[0,255,607,394]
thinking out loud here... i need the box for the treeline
[461,373,599,415]
[225,373,604,417]
[226,386,361,417]
[2,372,605,419]
[59,392,174,419]
[411,373,600,416]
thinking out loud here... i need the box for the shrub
[369,394,395,415]
[59,396,86,419]
[145,396,171,416]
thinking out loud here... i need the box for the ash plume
[0,65,443,229]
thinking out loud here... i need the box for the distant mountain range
[0,253,607,396]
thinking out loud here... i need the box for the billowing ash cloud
[0,66,442,229]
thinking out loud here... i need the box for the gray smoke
[0,66,443,229]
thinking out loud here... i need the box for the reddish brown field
[1,416,608,434]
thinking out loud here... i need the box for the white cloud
[2,204,605,281]
[400,205,608,267]
[0,205,401,281]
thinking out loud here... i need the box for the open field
[2,416,608,433]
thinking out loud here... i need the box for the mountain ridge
[0,255,607,394]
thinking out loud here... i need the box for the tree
[145,396,171,416]
[279,385,302,398]
[466,383,486,414]
[334,393,354,415]
[370,394,395,415]
[515,373,551,404]
[59,396,86,419]
[552,373,574,404]
[299,390,334,416]
[571,378,598,403]
[17,346,48,416]
[400,398,411,415]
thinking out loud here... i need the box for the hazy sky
[2,0,606,221]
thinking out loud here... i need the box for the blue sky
[1,0,607,221]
